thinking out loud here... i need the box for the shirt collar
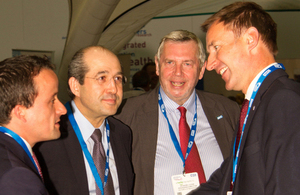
[159,86,196,115]
[2,131,33,155]
[245,63,277,100]
[71,101,105,142]
[22,137,33,155]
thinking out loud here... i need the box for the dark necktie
[178,106,206,184]
[91,129,115,195]
[231,99,249,190]
[235,99,249,156]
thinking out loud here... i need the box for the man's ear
[68,77,80,97]
[198,61,207,80]
[245,27,259,51]
[155,56,160,76]
[12,105,27,122]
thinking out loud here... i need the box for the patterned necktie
[178,106,206,184]
[32,152,43,181]
[91,129,115,195]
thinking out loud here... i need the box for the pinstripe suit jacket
[116,86,240,195]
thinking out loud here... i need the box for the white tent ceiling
[57,0,300,101]
[156,0,300,17]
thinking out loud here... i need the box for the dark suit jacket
[189,69,300,195]
[34,108,134,195]
[115,86,240,195]
[0,132,47,195]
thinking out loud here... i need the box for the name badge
[171,172,199,195]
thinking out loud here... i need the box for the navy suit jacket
[0,132,47,195]
[34,107,134,195]
[190,69,300,194]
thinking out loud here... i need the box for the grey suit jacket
[34,104,134,195]
[189,69,300,195]
[116,86,240,195]
[0,132,48,195]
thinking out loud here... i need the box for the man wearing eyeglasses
[34,46,134,195]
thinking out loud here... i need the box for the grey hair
[155,30,206,67]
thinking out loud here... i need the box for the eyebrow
[95,70,124,77]
[95,70,108,76]
[206,43,214,53]
[49,92,58,102]
[207,41,215,48]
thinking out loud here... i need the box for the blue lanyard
[158,89,198,172]
[232,63,285,185]
[0,127,39,172]
[65,102,110,195]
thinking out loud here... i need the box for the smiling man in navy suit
[190,2,300,195]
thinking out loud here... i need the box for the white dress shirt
[71,101,120,195]
[245,63,277,100]
[154,88,223,195]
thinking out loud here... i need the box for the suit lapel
[61,114,89,194]
[134,87,159,194]
[197,90,231,158]
[108,118,129,195]
[1,133,40,177]
[237,69,288,165]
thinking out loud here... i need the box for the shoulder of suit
[196,90,240,110]
[124,88,157,108]
[196,89,234,102]
[107,116,130,129]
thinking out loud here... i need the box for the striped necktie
[91,129,115,195]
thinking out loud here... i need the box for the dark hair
[201,1,278,55]
[67,46,120,99]
[142,62,155,72]
[67,47,89,99]
[132,70,150,88]
[0,55,54,125]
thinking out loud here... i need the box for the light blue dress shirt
[154,87,223,195]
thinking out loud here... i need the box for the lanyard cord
[158,89,198,170]
[65,102,110,195]
[232,63,285,186]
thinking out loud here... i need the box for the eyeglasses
[85,75,127,86]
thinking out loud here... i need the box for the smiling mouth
[55,122,60,127]
[220,67,228,76]
[171,82,184,87]
[103,99,116,104]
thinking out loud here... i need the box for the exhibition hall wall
[119,12,300,96]
[0,1,299,97]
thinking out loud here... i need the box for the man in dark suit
[34,46,134,195]
[0,55,67,194]
[116,30,240,195]
[189,2,300,195]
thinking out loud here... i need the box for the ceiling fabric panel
[57,0,300,102]
[156,0,300,17]
[99,0,188,53]
[58,0,186,102]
